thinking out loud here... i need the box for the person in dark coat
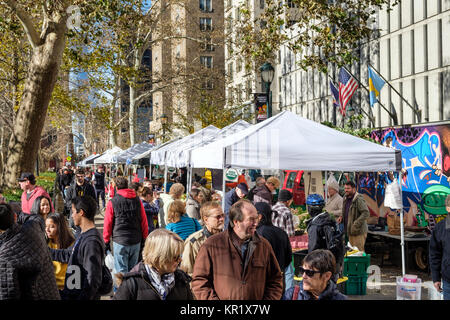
[283,249,347,300]
[0,203,60,300]
[224,183,248,229]
[92,166,106,209]
[247,176,265,202]
[50,196,105,300]
[429,194,450,300]
[305,194,344,280]
[65,169,97,232]
[255,202,293,293]
[114,228,193,300]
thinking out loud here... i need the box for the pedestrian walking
[429,194,450,300]
[252,176,280,205]
[114,229,194,300]
[18,172,54,214]
[0,203,60,300]
[103,177,149,279]
[283,249,347,300]
[158,182,185,228]
[45,212,75,292]
[247,176,265,202]
[180,201,225,276]
[272,189,296,237]
[191,199,283,300]
[342,181,370,252]
[255,202,294,293]
[185,188,206,222]
[92,166,106,209]
[325,176,343,232]
[50,196,106,300]
[138,186,159,233]
[224,182,248,228]
[165,200,202,241]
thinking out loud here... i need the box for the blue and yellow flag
[368,66,385,107]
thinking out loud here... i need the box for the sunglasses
[298,267,321,277]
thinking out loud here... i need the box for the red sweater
[103,189,148,244]
[21,186,54,214]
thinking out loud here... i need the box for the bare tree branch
[4,0,41,49]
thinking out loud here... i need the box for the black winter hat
[18,172,36,184]
[278,189,293,202]
[254,202,274,226]
[236,183,248,195]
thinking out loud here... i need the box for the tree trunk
[4,21,67,187]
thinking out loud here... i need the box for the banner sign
[254,93,268,123]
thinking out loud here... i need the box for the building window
[202,79,214,89]
[246,80,252,100]
[237,84,243,102]
[200,17,212,31]
[228,62,234,81]
[236,58,242,73]
[202,37,214,51]
[287,0,297,8]
[200,56,213,68]
[260,0,264,9]
[235,7,241,21]
[199,0,212,12]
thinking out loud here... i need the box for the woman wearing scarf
[113,229,194,300]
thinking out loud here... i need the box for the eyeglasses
[298,267,321,277]
[209,214,225,220]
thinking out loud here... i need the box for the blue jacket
[224,188,239,229]
[166,214,202,241]
[283,280,347,300]
[142,199,159,233]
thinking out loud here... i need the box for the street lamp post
[259,62,275,118]
[346,106,355,129]
[160,113,168,143]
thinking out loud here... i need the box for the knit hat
[254,202,274,226]
[278,189,293,202]
[236,182,248,195]
[327,175,339,192]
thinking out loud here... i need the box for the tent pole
[324,171,328,203]
[164,165,168,194]
[398,171,406,276]
[222,148,226,212]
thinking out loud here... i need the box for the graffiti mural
[356,123,450,227]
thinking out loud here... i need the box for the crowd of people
[2,165,448,301]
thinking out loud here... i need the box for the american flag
[338,67,358,114]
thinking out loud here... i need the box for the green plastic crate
[343,254,370,276]
[344,274,368,295]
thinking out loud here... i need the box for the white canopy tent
[77,154,101,167]
[113,142,153,164]
[93,146,123,164]
[190,110,405,274]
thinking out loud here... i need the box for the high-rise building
[150,0,225,140]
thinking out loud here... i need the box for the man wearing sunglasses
[283,249,347,300]
[180,201,225,276]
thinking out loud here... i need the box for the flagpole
[342,67,397,124]
[368,63,422,122]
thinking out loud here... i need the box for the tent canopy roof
[190,111,401,172]
[93,146,123,164]
[113,142,153,164]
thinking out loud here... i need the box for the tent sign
[225,168,238,181]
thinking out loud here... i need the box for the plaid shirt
[272,202,295,237]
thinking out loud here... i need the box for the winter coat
[191,229,283,300]
[0,222,60,300]
[93,171,105,190]
[256,224,292,271]
[342,192,370,236]
[142,199,159,233]
[283,280,347,300]
[50,227,105,300]
[103,189,148,246]
[429,215,450,283]
[180,227,213,276]
[325,192,343,218]
[306,212,344,267]
[185,198,201,221]
[253,184,273,205]
[16,212,45,235]
[114,262,194,300]
[64,181,96,209]
[21,186,54,214]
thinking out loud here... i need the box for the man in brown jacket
[342,181,370,252]
[191,199,283,300]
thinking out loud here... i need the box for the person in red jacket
[19,172,54,214]
[103,176,148,281]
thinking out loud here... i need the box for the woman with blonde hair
[165,200,202,241]
[113,229,193,300]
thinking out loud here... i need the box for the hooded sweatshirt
[103,189,149,246]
